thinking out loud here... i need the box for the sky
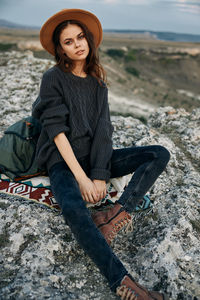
[0,0,200,35]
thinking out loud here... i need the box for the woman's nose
[74,39,80,48]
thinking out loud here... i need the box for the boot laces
[107,215,133,243]
[116,284,138,300]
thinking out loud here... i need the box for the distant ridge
[1,19,200,42]
[104,29,200,43]
[0,19,39,30]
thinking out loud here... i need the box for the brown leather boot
[116,275,169,300]
[92,203,132,245]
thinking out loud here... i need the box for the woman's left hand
[92,179,107,201]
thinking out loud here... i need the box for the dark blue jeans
[48,145,170,291]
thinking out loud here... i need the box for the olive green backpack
[0,116,44,180]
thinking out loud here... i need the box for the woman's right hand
[76,175,99,204]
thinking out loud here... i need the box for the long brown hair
[52,20,106,84]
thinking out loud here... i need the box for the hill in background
[0,19,39,30]
[0,25,200,118]
[1,18,200,42]
[105,29,200,43]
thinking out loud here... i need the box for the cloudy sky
[0,0,200,35]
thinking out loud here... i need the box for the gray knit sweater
[32,66,114,181]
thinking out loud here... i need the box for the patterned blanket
[0,174,132,210]
[0,173,152,213]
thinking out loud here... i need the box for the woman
[32,8,170,300]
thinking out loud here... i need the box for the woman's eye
[65,41,72,45]
[79,35,85,40]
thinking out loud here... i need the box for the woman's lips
[75,50,85,55]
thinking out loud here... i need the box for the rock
[0,51,200,300]
[17,41,43,51]
[0,50,54,133]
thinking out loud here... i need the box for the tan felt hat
[40,8,103,56]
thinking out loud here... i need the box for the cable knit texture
[32,66,114,181]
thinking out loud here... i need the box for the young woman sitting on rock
[32,8,170,300]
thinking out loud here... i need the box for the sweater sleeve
[32,69,70,142]
[89,85,114,182]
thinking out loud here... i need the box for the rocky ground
[0,51,200,299]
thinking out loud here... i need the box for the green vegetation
[125,66,140,77]
[106,47,141,78]
[138,116,147,125]
[106,48,125,58]
[106,48,138,62]
[125,49,137,62]
[0,43,16,51]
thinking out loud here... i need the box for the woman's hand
[77,175,99,204]
[93,179,107,201]
[54,133,100,204]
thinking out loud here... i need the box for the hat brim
[40,9,103,56]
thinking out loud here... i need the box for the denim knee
[154,145,170,166]
[62,199,89,225]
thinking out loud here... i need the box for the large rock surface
[0,51,200,300]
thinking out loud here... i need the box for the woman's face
[59,24,90,63]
